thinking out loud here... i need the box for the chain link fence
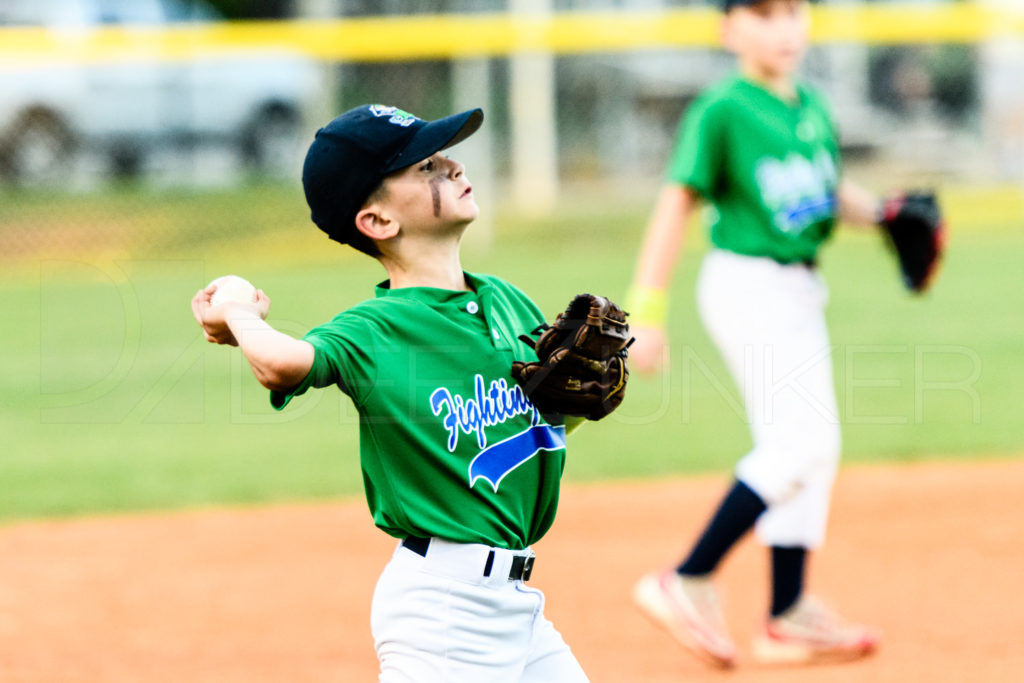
[0,0,1019,263]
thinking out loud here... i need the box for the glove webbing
[516,324,633,401]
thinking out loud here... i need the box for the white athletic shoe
[632,570,736,668]
[751,596,879,665]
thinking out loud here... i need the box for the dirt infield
[1,459,1022,682]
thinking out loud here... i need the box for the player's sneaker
[751,596,879,665]
[632,570,736,668]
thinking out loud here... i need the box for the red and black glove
[878,191,947,293]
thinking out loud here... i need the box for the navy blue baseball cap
[302,104,484,245]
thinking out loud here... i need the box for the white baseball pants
[371,539,588,683]
[696,249,841,549]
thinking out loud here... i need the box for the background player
[627,0,890,667]
[191,104,591,681]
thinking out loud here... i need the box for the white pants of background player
[372,538,589,683]
[697,249,841,549]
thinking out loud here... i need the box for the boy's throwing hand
[191,280,271,346]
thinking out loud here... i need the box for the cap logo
[368,105,420,128]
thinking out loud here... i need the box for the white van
[0,0,322,185]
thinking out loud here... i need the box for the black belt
[772,256,817,269]
[401,536,535,582]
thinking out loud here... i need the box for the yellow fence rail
[0,3,1021,67]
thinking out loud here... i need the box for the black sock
[770,546,807,617]
[677,480,767,576]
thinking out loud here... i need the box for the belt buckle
[487,548,536,581]
[520,554,535,582]
[508,553,535,582]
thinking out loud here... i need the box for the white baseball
[208,274,257,307]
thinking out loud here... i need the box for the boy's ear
[354,204,400,242]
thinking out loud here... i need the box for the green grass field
[1,182,1021,521]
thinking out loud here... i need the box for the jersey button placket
[478,289,509,351]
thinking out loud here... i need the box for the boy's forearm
[626,184,695,329]
[634,184,695,290]
[838,180,882,229]
[224,307,314,391]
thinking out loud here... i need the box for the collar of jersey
[734,73,807,109]
[374,271,487,304]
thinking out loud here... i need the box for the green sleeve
[665,94,725,197]
[806,85,842,167]
[270,313,378,410]
[807,85,837,136]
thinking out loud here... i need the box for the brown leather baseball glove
[511,293,633,420]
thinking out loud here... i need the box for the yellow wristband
[625,284,668,328]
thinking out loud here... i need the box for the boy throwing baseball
[627,0,899,668]
[191,105,598,681]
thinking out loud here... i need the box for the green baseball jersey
[270,272,565,550]
[668,75,841,263]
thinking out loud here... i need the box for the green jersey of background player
[627,0,897,670]
[191,105,590,682]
